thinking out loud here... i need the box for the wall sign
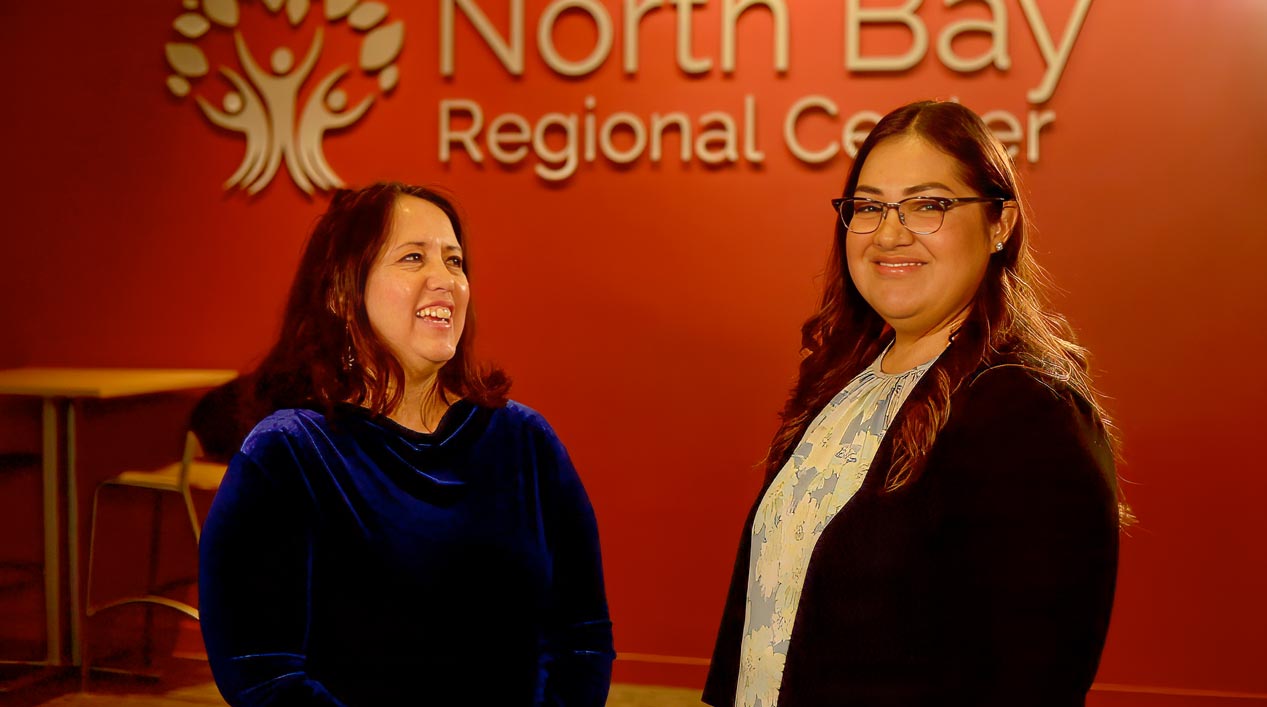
[163,0,1091,195]
[437,0,1091,181]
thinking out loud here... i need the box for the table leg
[66,399,82,667]
[40,398,62,666]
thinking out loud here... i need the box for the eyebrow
[903,181,954,195]
[393,241,463,252]
[854,182,956,197]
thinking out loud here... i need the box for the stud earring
[994,242,1004,252]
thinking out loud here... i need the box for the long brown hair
[245,182,509,426]
[766,100,1113,494]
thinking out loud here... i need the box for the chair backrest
[189,377,249,464]
[178,423,231,509]
[176,379,244,494]
[176,430,201,485]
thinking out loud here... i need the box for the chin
[404,344,455,369]
[865,299,923,324]
[424,350,457,366]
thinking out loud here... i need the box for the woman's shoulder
[960,356,1085,413]
[492,399,556,434]
[968,361,1061,393]
[250,407,328,433]
[943,359,1114,479]
[486,401,576,464]
[934,357,1119,526]
[940,355,1107,457]
[240,407,331,455]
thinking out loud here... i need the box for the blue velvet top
[199,400,614,706]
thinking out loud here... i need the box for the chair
[82,380,244,674]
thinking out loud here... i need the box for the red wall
[2,1,1265,702]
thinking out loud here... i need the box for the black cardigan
[703,361,1119,707]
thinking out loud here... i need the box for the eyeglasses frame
[830,195,1008,236]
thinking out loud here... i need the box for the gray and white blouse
[735,348,937,707]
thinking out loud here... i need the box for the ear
[993,200,1020,247]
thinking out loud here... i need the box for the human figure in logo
[231,27,323,194]
[199,183,614,706]
[297,66,374,192]
[195,67,269,191]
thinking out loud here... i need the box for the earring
[342,324,357,371]
[994,242,1004,252]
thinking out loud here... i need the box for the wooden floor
[1,662,702,707]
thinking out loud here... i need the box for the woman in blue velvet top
[200,183,614,706]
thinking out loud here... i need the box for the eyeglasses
[831,196,1006,235]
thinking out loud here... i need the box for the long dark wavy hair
[766,100,1116,496]
[244,182,510,426]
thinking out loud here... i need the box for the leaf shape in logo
[173,13,211,39]
[203,0,240,27]
[349,2,388,31]
[286,0,310,26]
[167,75,191,98]
[262,0,285,11]
[166,43,210,77]
[325,0,357,21]
[378,64,399,92]
[359,21,403,71]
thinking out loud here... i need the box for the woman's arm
[936,367,1119,706]
[536,426,615,707]
[199,428,346,707]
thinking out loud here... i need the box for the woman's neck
[386,373,452,433]
[883,311,967,374]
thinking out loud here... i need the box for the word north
[440,0,1092,104]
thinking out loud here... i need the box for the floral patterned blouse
[735,348,937,707]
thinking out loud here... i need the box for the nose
[872,204,914,249]
[423,257,456,291]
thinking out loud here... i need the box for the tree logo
[163,0,404,195]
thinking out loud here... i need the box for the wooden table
[0,368,239,667]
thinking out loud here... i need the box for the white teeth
[879,262,921,267]
[416,306,453,320]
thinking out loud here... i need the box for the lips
[869,256,927,277]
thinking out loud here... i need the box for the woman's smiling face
[363,195,469,384]
[845,135,1009,339]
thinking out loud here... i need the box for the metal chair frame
[83,430,226,673]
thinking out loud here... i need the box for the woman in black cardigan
[704,101,1122,707]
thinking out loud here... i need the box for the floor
[1,661,703,706]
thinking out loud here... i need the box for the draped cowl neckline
[332,400,491,493]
